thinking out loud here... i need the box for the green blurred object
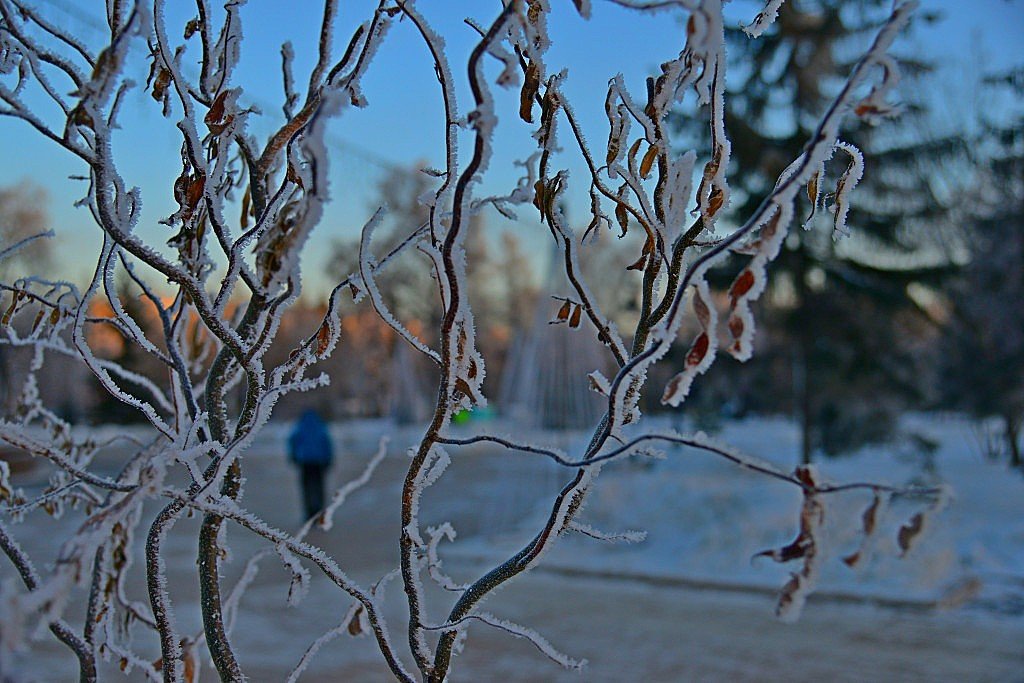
[452,410,471,425]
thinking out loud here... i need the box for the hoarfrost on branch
[0,1,946,681]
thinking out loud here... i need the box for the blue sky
[1,0,1020,296]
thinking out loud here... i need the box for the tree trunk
[1005,413,1022,470]
[798,344,813,466]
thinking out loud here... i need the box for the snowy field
[4,414,1023,681]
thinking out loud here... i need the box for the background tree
[673,0,960,463]
[0,181,51,408]
[941,66,1024,469]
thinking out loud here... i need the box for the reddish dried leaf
[186,175,206,210]
[855,102,879,117]
[794,465,819,488]
[661,374,683,404]
[727,314,744,341]
[286,161,304,189]
[729,269,756,303]
[685,333,710,367]
[205,90,228,129]
[693,289,711,329]
[556,300,571,321]
[569,305,582,329]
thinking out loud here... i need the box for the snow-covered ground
[4,414,1023,681]
[465,414,1024,616]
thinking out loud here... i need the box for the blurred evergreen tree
[672,0,960,463]
[942,66,1024,469]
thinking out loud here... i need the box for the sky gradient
[0,0,1020,297]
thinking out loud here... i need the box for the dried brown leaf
[569,305,582,329]
[640,143,658,179]
[315,322,331,356]
[520,60,540,123]
[454,377,474,398]
[240,187,251,229]
[897,512,924,556]
[615,202,630,237]
[347,607,364,636]
[625,253,647,271]
[205,91,228,129]
[807,171,820,204]
[151,68,171,103]
[706,187,725,217]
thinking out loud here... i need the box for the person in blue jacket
[287,409,334,521]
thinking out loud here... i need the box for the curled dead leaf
[897,512,924,556]
[520,60,540,123]
[706,187,725,218]
[729,269,755,303]
[685,333,710,367]
[615,202,630,237]
[151,68,171,103]
[315,322,331,356]
[640,143,658,179]
[807,171,820,204]
[454,377,474,398]
[626,253,647,271]
[569,305,582,329]
[347,607,364,636]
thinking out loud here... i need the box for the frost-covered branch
[0,0,948,680]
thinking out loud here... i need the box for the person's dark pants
[299,463,328,520]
